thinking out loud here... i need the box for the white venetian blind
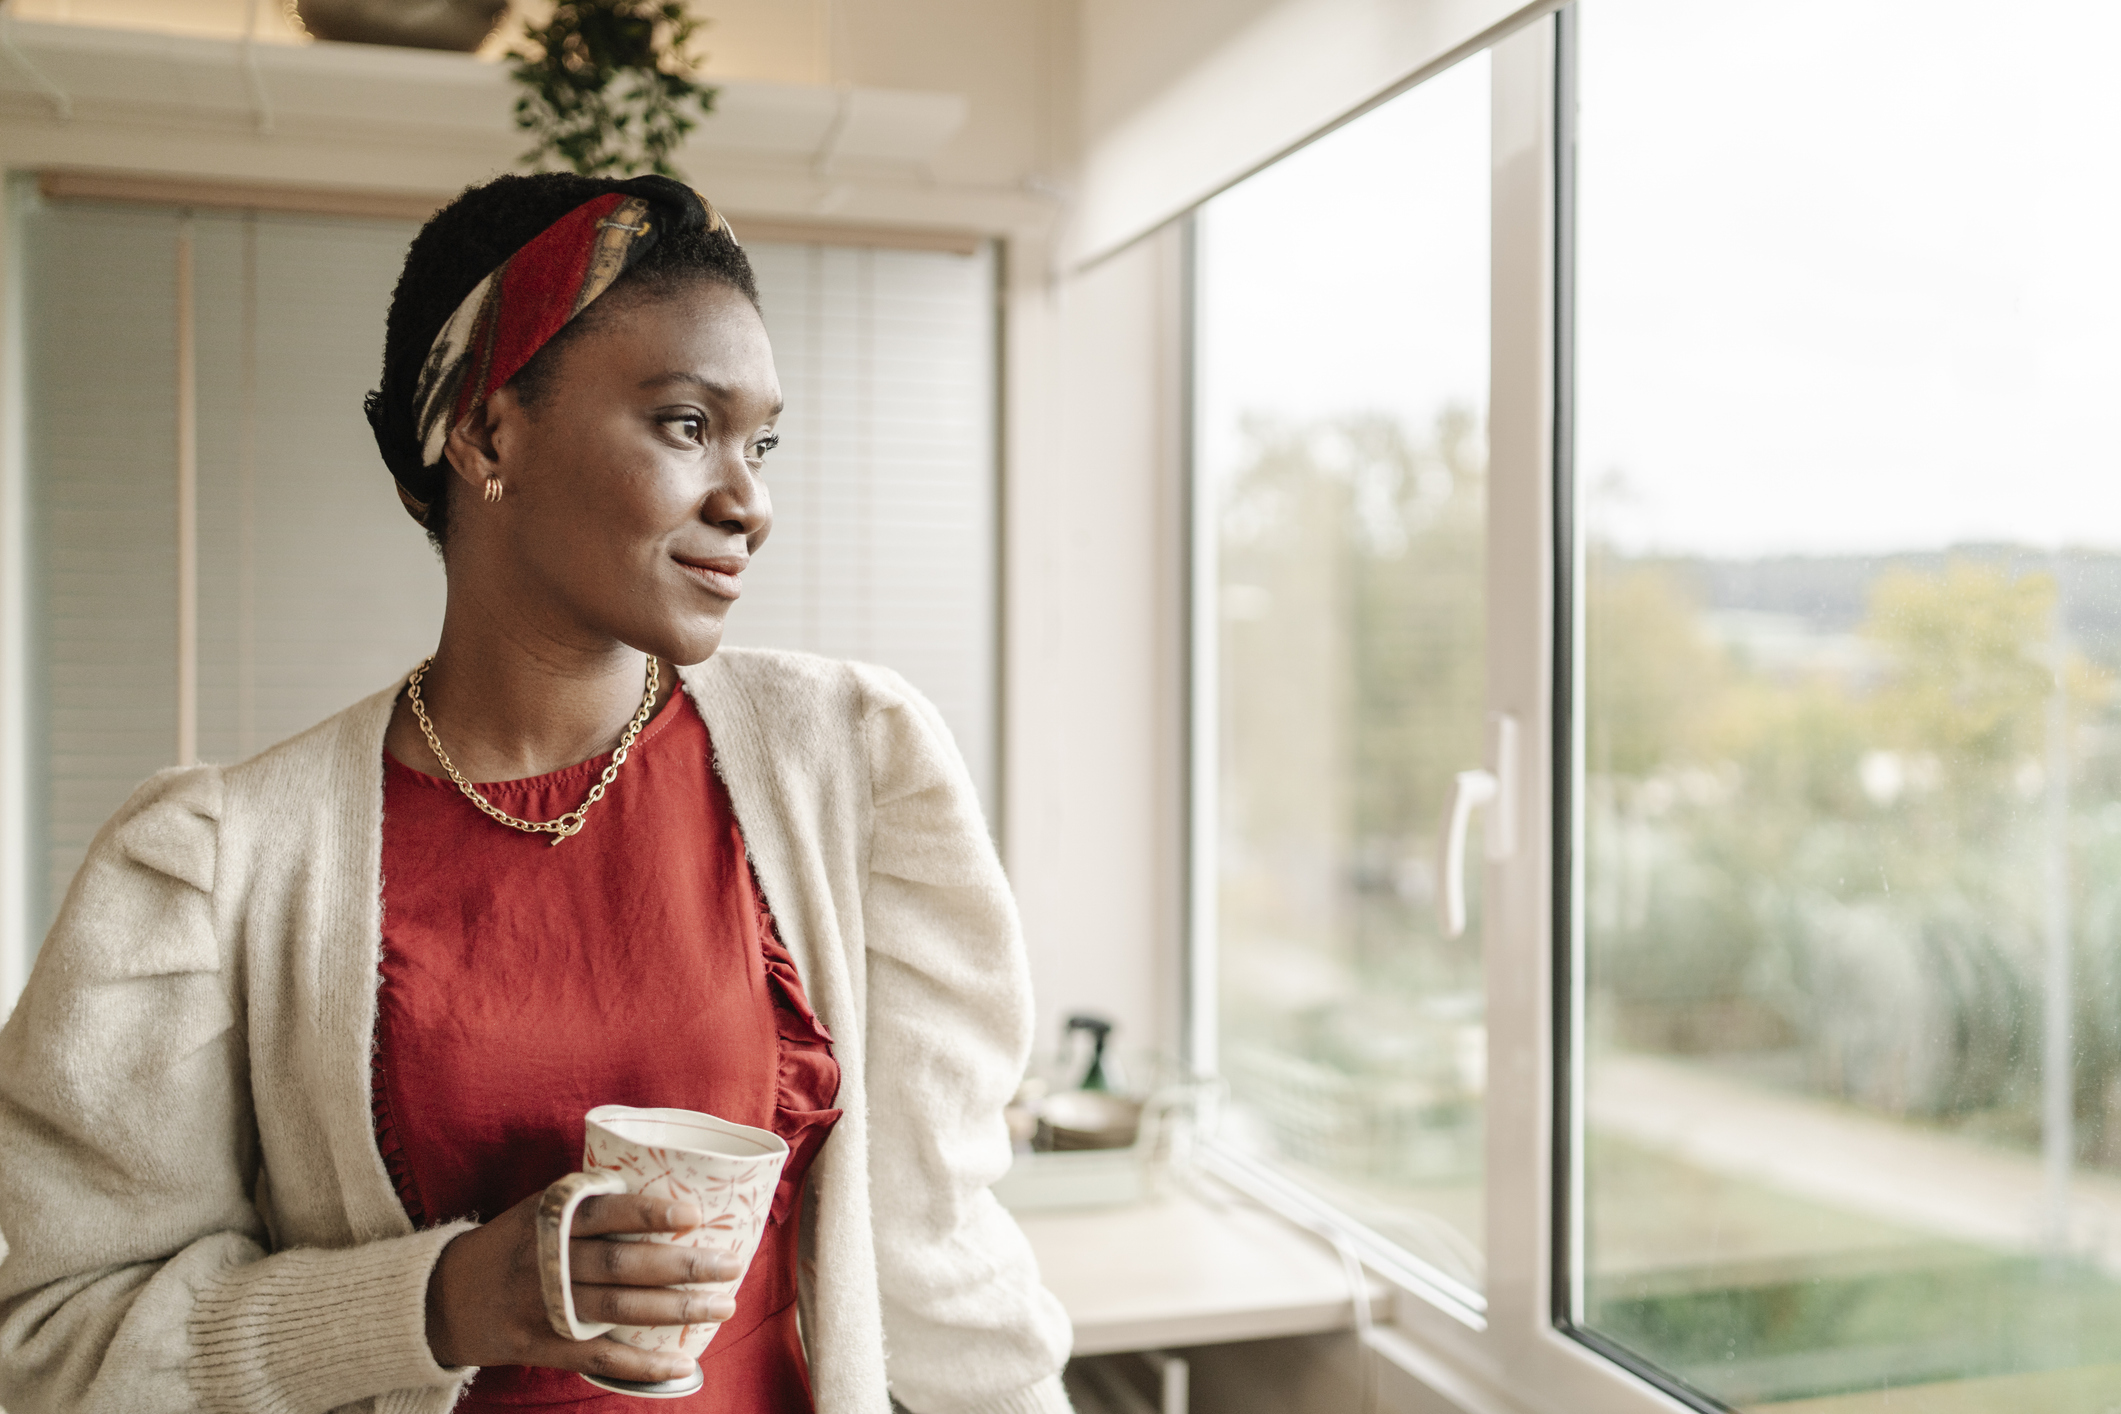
[21,199,446,939]
[16,192,998,956]
[730,241,999,811]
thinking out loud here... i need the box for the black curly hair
[366,172,759,547]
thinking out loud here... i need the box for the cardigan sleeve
[857,672,1074,1414]
[0,766,471,1414]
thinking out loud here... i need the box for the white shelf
[0,19,965,167]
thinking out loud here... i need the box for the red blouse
[373,688,842,1412]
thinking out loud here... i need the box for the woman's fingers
[571,1282,737,1328]
[569,1235,740,1285]
[425,1188,730,1381]
[520,1330,700,1384]
[571,1193,702,1238]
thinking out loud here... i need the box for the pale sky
[1196,50,1490,500]
[1197,1,2121,559]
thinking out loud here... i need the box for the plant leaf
[508,0,717,176]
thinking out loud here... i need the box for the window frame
[1181,11,1705,1412]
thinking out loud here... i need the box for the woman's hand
[425,1188,740,1383]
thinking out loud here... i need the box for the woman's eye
[751,434,780,463]
[662,414,705,443]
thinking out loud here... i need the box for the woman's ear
[441,390,513,494]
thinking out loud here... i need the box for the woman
[0,174,1071,1414]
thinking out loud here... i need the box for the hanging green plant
[508,1,717,179]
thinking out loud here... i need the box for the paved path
[1589,1053,2121,1276]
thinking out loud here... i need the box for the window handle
[1437,713,1519,939]
[1438,769,1497,939]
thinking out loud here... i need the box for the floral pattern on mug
[582,1111,788,1359]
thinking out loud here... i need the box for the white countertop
[1014,1184,1377,1355]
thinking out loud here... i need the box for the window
[1192,52,1492,1306]
[18,199,444,944]
[1190,4,2121,1409]
[1570,1,2121,1407]
[4,190,1000,987]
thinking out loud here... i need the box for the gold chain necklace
[404,656,659,846]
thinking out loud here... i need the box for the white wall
[1070,0,1547,263]
[1006,0,1562,1069]
[1004,224,1189,1064]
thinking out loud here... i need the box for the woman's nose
[706,457,772,544]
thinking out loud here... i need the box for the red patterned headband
[395,181,734,525]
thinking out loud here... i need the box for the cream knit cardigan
[0,649,1072,1414]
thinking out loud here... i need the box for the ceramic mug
[537,1105,789,1398]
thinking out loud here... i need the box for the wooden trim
[37,170,443,223]
[34,171,992,253]
[2,175,34,1012]
[730,217,987,256]
[173,218,197,769]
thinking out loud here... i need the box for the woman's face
[452,279,781,667]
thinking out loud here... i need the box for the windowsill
[1012,1176,1384,1355]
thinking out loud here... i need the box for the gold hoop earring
[483,476,504,504]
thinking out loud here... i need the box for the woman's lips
[674,557,744,599]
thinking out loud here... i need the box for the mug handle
[536,1169,629,1341]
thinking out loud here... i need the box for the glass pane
[1575,2,2121,1407]
[1197,52,1491,1296]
